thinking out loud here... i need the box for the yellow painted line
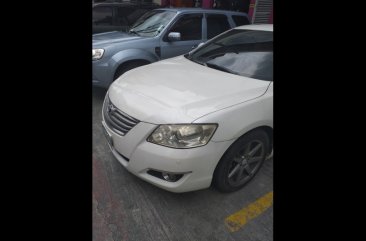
[225,191,273,232]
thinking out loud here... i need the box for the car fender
[194,83,273,142]
[108,49,160,74]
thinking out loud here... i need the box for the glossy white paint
[104,120,236,192]
[103,25,273,192]
[236,24,273,31]
[196,82,273,142]
[109,56,270,124]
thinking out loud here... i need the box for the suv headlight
[92,49,104,60]
[147,124,217,149]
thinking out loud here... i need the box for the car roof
[235,24,273,32]
[155,8,249,15]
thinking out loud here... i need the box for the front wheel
[213,129,270,192]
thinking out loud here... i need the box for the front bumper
[92,58,114,88]
[102,120,234,193]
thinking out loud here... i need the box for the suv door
[206,14,232,40]
[159,13,203,59]
[93,6,116,34]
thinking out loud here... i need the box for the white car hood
[108,56,271,124]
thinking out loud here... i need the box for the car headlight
[147,124,217,149]
[92,49,104,60]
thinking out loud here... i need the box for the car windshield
[129,10,176,37]
[186,29,273,81]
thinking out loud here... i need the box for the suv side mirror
[168,32,181,41]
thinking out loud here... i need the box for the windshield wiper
[131,20,145,29]
[128,29,139,36]
[184,53,192,59]
[187,57,205,65]
[212,42,239,55]
[213,42,225,47]
[135,29,159,33]
[134,24,164,34]
[205,62,238,75]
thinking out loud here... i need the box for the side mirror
[168,32,181,41]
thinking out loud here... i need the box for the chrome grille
[103,96,140,136]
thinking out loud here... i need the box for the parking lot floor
[93,87,273,241]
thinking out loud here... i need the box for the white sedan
[102,24,273,193]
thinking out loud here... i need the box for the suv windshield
[129,10,176,37]
[186,29,273,81]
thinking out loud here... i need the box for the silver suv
[92,8,250,88]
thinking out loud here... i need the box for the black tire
[213,129,270,193]
[114,61,148,80]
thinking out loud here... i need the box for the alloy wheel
[227,140,265,187]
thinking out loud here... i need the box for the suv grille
[103,96,140,136]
